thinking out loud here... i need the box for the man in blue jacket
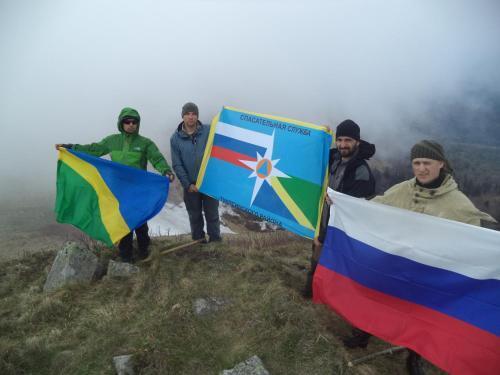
[170,102,221,243]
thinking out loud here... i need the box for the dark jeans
[183,190,220,241]
[118,222,150,261]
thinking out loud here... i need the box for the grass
[0,233,445,374]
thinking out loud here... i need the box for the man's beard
[340,145,358,158]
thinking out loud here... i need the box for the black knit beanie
[336,119,360,141]
[411,140,453,173]
[182,102,199,117]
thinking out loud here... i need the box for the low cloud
[1,0,499,203]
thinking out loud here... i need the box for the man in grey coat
[170,102,221,243]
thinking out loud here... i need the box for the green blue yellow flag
[197,106,332,239]
[55,148,169,246]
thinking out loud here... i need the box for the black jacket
[318,140,375,242]
[328,139,376,198]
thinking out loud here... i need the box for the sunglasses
[123,119,137,125]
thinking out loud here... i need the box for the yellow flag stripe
[196,112,220,188]
[315,170,330,237]
[269,176,314,230]
[59,148,130,243]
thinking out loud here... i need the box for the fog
[2,0,500,205]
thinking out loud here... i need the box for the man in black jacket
[303,119,375,297]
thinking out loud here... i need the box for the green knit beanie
[411,140,453,173]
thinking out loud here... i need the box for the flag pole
[347,346,406,367]
[138,238,205,264]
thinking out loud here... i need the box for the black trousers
[118,222,150,260]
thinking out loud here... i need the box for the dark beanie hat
[182,102,199,117]
[411,140,453,173]
[121,115,138,122]
[336,119,360,141]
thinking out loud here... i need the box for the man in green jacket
[56,107,174,262]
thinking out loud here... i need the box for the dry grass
[0,235,445,375]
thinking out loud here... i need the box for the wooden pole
[347,346,406,367]
[138,238,204,264]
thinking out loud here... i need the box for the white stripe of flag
[328,189,500,281]
[216,121,273,149]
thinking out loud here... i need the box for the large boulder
[43,242,98,292]
[221,356,270,375]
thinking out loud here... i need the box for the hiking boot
[120,255,133,263]
[406,351,425,375]
[342,330,371,349]
[138,248,149,260]
[119,244,133,263]
[301,287,313,299]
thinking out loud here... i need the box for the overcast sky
[1,0,499,203]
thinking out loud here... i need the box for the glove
[166,172,175,182]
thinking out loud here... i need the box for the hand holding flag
[55,148,169,246]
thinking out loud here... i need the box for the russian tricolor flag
[313,190,500,374]
[210,121,271,171]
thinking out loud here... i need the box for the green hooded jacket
[372,175,496,226]
[73,107,172,175]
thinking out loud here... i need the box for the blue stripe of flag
[213,133,267,158]
[200,156,254,203]
[69,149,169,230]
[253,179,297,223]
[320,226,500,336]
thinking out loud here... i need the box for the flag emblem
[196,106,332,238]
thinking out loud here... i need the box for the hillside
[370,88,500,229]
[0,234,445,375]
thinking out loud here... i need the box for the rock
[43,242,98,292]
[113,354,134,375]
[193,297,227,316]
[93,258,108,280]
[107,260,139,278]
[221,355,270,375]
[244,221,263,232]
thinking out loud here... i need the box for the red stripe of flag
[211,145,256,169]
[313,265,500,375]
